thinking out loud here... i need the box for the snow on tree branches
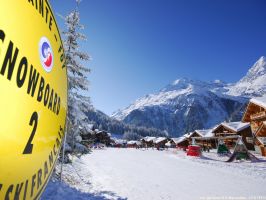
[62,0,91,153]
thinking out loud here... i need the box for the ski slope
[42,148,266,200]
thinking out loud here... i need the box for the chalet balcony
[215,132,236,137]
[250,111,266,121]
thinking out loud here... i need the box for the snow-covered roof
[183,130,214,138]
[194,129,213,137]
[143,136,157,142]
[194,129,215,138]
[250,96,266,109]
[114,139,127,144]
[155,137,167,144]
[172,136,187,144]
[127,140,141,145]
[165,141,172,147]
[183,133,189,138]
[127,140,138,145]
[183,132,193,138]
[205,132,215,137]
[221,122,250,132]
[171,138,179,143]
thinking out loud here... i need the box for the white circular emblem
[39,37,54,72]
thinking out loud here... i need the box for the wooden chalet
[243,98,266,132]
[188,131,201,138]
[165,138,176,148]
[113,139,127,148]
[242,97,266,156]
[141,136,157,147]
[174,130,215,150]
[126,141,141,148]
[172,136,189,150]
[191,129,216,149]
[95,130,111,146]
[212,122,254,150]
[154,137,168,149]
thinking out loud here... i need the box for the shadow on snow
[41,179,127,200]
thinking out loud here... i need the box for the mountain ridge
[111,56,266,136]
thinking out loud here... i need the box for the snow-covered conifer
[62,0,91,152]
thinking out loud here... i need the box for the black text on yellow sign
[0,0,67,199]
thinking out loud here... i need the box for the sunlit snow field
[42,148,266,200]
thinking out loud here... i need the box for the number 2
[23,112,38,154]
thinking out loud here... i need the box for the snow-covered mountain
[227,56,266,97]
[112,56,266,136]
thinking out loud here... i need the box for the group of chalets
[110,97,266,162]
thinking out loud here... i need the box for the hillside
[112,57,266,136]
[86,108,167,137]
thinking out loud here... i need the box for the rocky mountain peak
[227,56,266,97]
[245,56,266,78]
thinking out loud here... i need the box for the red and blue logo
[39,37,53,72]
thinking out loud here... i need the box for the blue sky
[50,0,266,115]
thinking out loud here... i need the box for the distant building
[113,139,127,148]
[191,129,216,149]
[172,136,189,150]
[94,130,111,146]
[126,141,141,148]
[173,130,214,150]
[154,137,168,149]
[140,136,157,147]
[212,122,254,150]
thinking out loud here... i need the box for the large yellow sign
[0,1,67,199]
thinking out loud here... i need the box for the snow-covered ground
[42,148,266,200]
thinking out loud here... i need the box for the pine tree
[62,0,91,152]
